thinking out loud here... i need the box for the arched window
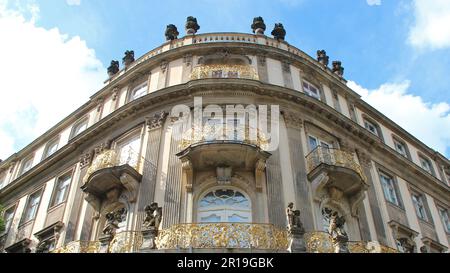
[198,188,251,223]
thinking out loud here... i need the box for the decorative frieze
[79,152,94,169]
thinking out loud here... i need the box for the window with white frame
[393,137,408,158]
[438,207,450,233]
[70,118,88,140]
[379,172,400,206]
[419,155,434,175]
[19,155,34,176]
[364,119,379,137]
[411,193,428,221]
[302,81,321,100]
[198,188,251,223]
[308,135,332,151]
[22,190,42,223]
[50,173,72,207]
[3,206,15,233]
[43,137,59,160]
[130,83,148,102]
[117,134,141,169]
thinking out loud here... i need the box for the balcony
[52,228,397,253]
[306,147,369,216]
[155,223,288,251]
[81,149,142,212]
[177,124,271,191]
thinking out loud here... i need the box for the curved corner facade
[0,26,449,253]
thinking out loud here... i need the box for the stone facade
[0,19,449,253]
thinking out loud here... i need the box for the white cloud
[347,80,450,156]
[66,0,81,6]
[366,0,381,6]
[408,0,450,50]
[0,1,105,160]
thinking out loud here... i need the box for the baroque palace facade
[0,17,449,254]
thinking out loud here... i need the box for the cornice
[1,79,448,204]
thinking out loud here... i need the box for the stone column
[162,121,183,229]
[256,55,269,83]
[63,152,93,244]
[266,149,286,228]
[356,150,388,245]
[135,112,168,231]
[283,112,314,231]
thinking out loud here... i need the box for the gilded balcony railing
[190,64,259,81]
[52,231,143,253]
[52,229,397,253]
[83,148,142,183]
[306,147,367,182]
[179,123,269,150]
[155,223,288,250]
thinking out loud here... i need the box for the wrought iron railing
[83,148,142,183]
[190,64,259,81]
[306,147,367,182]
[155,223,288,250]
[179,123,269,150]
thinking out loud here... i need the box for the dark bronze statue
[186,16,200,35]
[332,61,344,77]
[271,23,286,41]
[122,50,135,67]
[317,50,329,67]
[107,60,120,77]
[251,17,266,35]
[165,24,179,41]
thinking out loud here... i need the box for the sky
[0,0,449,160]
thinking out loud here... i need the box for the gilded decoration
[155,223,289,250]
[190,65,259,81]
[179,123,269,150]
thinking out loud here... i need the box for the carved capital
[282,60,291,73]
[356,149,372,168]
[112,87,120,101]
[146,111,168,131]
[79,152,94,169]
[283,112,303,129]
[160,61,169,73]
[257,55,266,66]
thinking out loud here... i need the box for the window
[393,138,409,158]
[42,137,59,160]
[302,81,321,100]
[50,173,72,207]
[117,134,141,168]
[364,119,379,137]
[411,193,428,221]
[22,190,42,223]
[379,172,400,206]
[2,206,15,233]
[130,83,148,101]
[19,155,34,176]
[438,208,450,233]
[419,155,434,175]
[70,118,88,140]
[308,135,331,151]
[198,188,251,223]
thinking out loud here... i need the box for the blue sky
[0,0,449,159]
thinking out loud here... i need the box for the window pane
[4,208,15,231]
[198,189,251,223]
[309,136,318,151]
[131,84,148,100]
[24,192,41,222]
[45,140,59,159]
[73,120,88,138]
[118,136,141,167]
[53,175,71,206]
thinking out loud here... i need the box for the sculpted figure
[328,212,349,253]
[142,203,162,230]
[251,17,266,35]
[286,202,295,228]
[271,23,286,41]
[165,24,179,41]
[107,60,120,77]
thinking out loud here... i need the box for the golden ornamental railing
[190,64,259,81]
[52,229,397,253]
[52,231,143,253]
[180,123,269,150]
[83,148,142,183]
[155,223,288,250]
[306,147,367,182]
